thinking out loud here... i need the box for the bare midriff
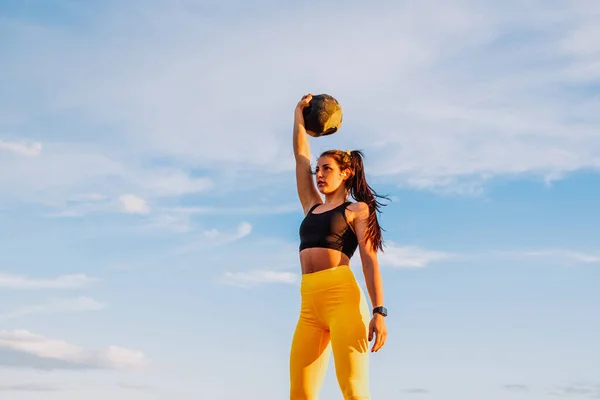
[299,248,352,274]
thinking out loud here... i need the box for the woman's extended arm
[293,94,322,214]
[293,96,311,161]
[353,201,387,352]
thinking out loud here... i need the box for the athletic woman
[290,93,389,400]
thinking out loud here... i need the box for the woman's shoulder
[346,201,369,216]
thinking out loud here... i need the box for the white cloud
[503,384,529,392]
[1,297,106,320]
[552,382,600,398]
[0,383,62,392]
[85,193,106,201]
[0,144,124,205]
[0,330,148,371]
[201,222,252,242]
[0,273,97,290]
[175,222,253,254]
[379,244,455,268]
[221,269,299,288]
[0,0,598,208]
[128,169,213,198]
[116,382,153,391]
[164,202,300,216]
[118,194,150,214]
[0,140,42,157]
[42,193,114,218]
[136,212,194,234]
[377,245,600,269]
[236,222,253,238]
[123,203,300,235]
[0,142,213,210]
[210,237,600,291]
[504,248,600,265]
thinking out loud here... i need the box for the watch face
[374,307,387,316]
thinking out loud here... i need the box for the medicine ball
[302,94,343,137]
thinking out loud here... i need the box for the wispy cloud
[492,248,600,266]
[0,272,97,290]
[377,245,600,269]
[118,194,150,214]
[0,142,214,209]
[0,296,105,320]
[175,221,253,254]
[42,193,113,218]
[132,203,300,234]
[203,222,252,241]
[521,249,600,264]
[550,382,600,398]
[0,144,122,205]
[221,269,299,288]
[402,388,430,394]
[128,169,213,198]
[162,203,300,216]
[0,140,42,157]
[503,384,529,392]
[215,241,600,291]
[116,382,154,391]
[0,330,149,371]
[2,0,598,207]
[0,383,62,392]
[43,198,299,238]
[379,244,455,268]
[218,242,450,288]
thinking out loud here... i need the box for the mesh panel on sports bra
[299,202,358,259]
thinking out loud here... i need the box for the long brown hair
[318,149,390,252]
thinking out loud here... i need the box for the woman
[290,93,389,400]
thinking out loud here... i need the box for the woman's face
[315,156,346,194]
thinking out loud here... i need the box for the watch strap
[373,306,387,317]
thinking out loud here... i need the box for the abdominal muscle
[299,248,352,274]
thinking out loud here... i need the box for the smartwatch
[373,306,387,317]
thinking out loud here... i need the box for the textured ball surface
[302,94,343,137]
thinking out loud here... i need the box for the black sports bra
[298,201,359,259]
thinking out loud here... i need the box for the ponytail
[347,150,390,253]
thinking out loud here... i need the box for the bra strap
[308,203,321,214]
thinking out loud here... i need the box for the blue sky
[1,0,599,399]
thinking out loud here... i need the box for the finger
[368,326,374,342]
[370,331,377,352]
[372,332,380,352]
[376,333,386,352]
[373,331,386,352]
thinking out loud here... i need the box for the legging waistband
[300,265,357,293]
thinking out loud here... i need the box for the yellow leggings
[289,265,371,400]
